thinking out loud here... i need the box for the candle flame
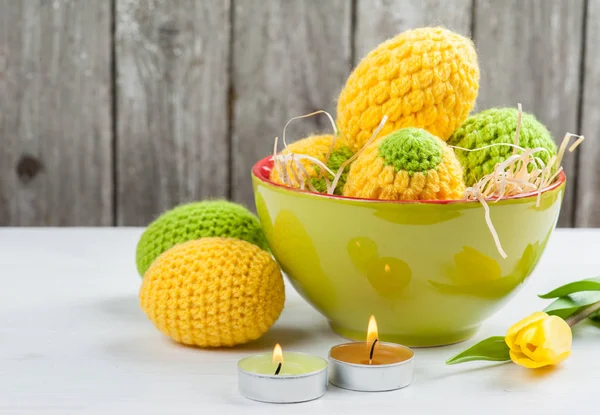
[272,343,284,365]
[367,315,378,343]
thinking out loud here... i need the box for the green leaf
[446,336,511,365]
[538,277,600,299]
[543,291,600,319]
[591,310,600,323]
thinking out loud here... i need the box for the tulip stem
[565,300,600,327]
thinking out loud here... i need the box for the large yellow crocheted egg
[337,27,480,152]
[343,128,465,200]
[140,238,285,347]
[270,134,354,194]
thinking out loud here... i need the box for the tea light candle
[238,344,328,403]
[328,316,415,391]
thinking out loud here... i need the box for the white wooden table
[1,229,599,414]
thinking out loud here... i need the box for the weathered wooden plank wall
[354,0,473,56]
[474,0,585,227]
[0,0,596,227]
[231,0,352,206]
[577,0,599,226]
[0,0,112,225]
[115,0,230,226]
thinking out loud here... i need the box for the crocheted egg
[270,134,354,193]
[310,146,354,195]
[343,128,465,200]
[270,134,336,185]
[448,108,557,186]
[337,27,480,152]
[140,238,285,347]
[136,200,268,276]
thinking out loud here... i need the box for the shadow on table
[94,294,336,354]
[194,322,334,354]
[89,295,147,323]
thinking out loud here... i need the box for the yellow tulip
[505,311,572,368]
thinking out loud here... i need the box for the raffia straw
[281,110,338,174]
[275,153,336,177]
[272,136,291,186]
[456,132,585,259]
[273,152,336,193]
[476,190,507,259]
[569,135,585,152]
[281,110,338,150]
[272,111,389,196]
[288,154,304,189]
[513,103,522,156]
[295,161,319,193]
[293,156,311,192]
[273,110,340,187]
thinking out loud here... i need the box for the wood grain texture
[473,0,585,227]
[115,0,230,225]
[231,0,352,208]
[576,0,599,227]
[354,0,473,61]
[0,0,112,225]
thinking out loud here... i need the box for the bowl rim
[251,155,566,205]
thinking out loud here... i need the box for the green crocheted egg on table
[448,108,557,186]
[136,200,268,276]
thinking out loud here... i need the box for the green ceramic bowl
[252,156,565,347]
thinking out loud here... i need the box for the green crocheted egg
[343,128,466,200]
[310,146,355,195]
[448,108,557,186]
[136,200,268,276]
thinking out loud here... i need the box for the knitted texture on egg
[311,146,355,195]
[140,238,285,347]
[269,134,354,193]
[448,108,557,186]
[270,134,336,185]
[336,27,480,153]
[135,200,268,276]
[343,128,465,200]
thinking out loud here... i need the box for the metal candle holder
[237,353,328,403]
[328,342,415,392]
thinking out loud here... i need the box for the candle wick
[274,362,282,375]
[369,339,378,365]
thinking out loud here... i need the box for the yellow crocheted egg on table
[337,27,480,152]
[270,134,354,194]
[343,128,465,200]
[140,238,285,347]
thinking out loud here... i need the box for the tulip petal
[505,312,572,369]
[552,351,571,365]
[517,324,544,360]
[505,312,548,349]
[510,350,550,369]
[508,329,525,353]
[533,347,554,363]
[542,316,573,360]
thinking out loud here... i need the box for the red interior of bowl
[252,155,567,204]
